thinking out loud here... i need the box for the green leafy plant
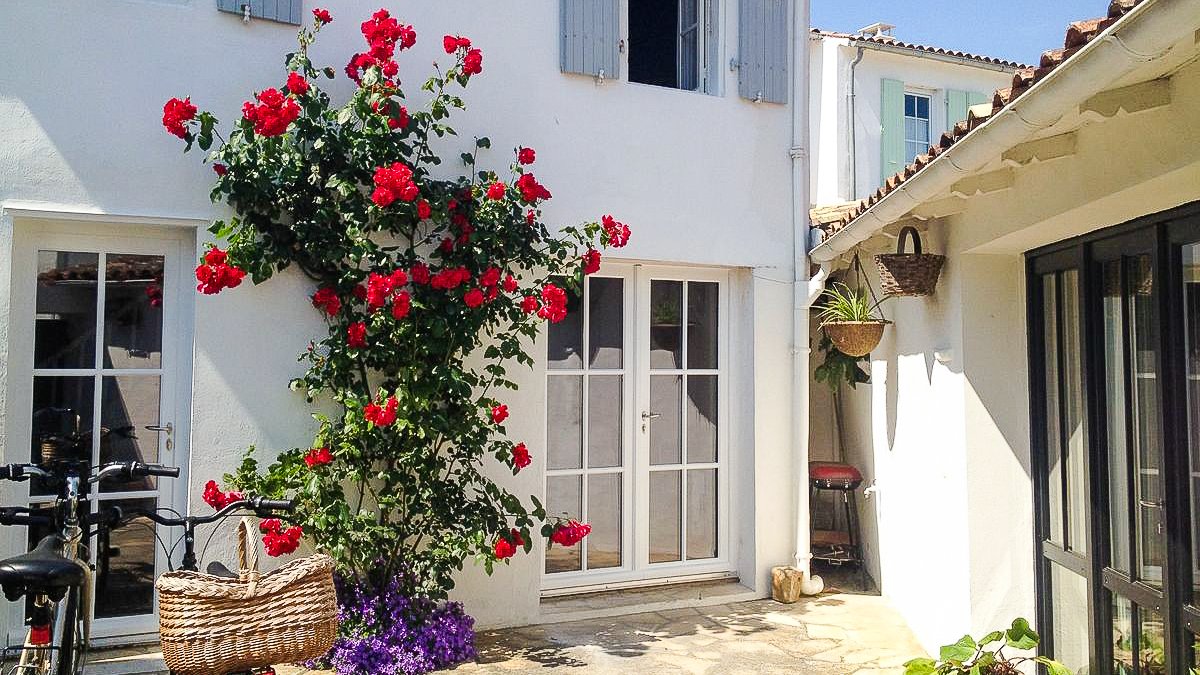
[904,618,1070,675]
[813,333,869,390]
[817,282,884,324]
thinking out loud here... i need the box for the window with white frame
[629,0,717,93]
[904,93,932,164]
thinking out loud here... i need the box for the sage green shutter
[560,0,620,78]
[881,78,905,181]
[216,0,302,24]
[947,89,988,126]
[967,90,989,109]
[738,0,789,103]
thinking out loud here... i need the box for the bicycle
[0,434,294,675]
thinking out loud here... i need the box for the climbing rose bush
[162,8,630,671]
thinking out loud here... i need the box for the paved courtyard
[277,588,925,675]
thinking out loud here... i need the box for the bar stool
[809,461,865,582]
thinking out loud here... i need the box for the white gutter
[790,0,826,596]
[810,0,1200,263]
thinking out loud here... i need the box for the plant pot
[822,321,888,357]
[874,226,945,297]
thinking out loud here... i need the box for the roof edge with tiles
[811,28,1030,70]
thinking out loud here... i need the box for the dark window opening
[629,0,707,92]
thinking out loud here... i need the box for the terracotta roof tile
[810,29,1030,70]
[820,0,1149,235]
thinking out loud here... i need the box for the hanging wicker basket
[822,320,889,357]
[874,227,945,297]
[156,518,338,675]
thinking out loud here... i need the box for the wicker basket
[823,321,888,357]
[156,518,338,674]
[874,227,945,297]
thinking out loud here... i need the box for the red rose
[312,7,332,24]
[212,163,228,177]
[602,215,631,248]
[410,262,430,285]
[582,249,601,275]
[304,446,333,468]
[364,396,399,426]
[262,521,303,557]
[417,199,432,220]
[511,443,531,470]
[286,71,309,96]
[494,529,523,559]
[515,173,552,203]
[517,147,536,165]
[259,518,282,534]
[537,283,568,323]
[347,322,367,349]
[503,274,518,293]
[202,480,243,510]
[526,210,537,225]
[443,35,459,54]
[204,247,228,266]
[161,97,197,139]
[479,267,502,288]
[242,87,301,137]
[486,182,506,200]
[520,295,539,314]
[372,162,418,207]
[381,60,399,79]
[462,48,483,76]
[431,267,470,291]
[491,404,509,424]
[195,248,246,295]
[392,290,411,320]
[365,272,393,312]
[464,288,485,308]
[311,287,341,316]
[550,521,592,547]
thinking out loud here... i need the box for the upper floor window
[904,93,932,164]
[629,0,717,93]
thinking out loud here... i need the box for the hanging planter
[818,282,890,357]
[874,226,945,297]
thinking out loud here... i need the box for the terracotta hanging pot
[822,320,889,357]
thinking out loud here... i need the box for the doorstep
[538,579,761,625]
[83,645,167,675]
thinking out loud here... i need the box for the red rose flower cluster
[260,518,304,557]
[161,97,197,139]
[346,9,415,83]
[602,215,631,248]
[212,163,228,177]
[582,248,601,275]
[202,480,243,510]
[486,182,506,200]
[494,529,523,560]
[286,71,309,96]
[372,162,419,207]
[304,446,333,468]
[515,173,552,203]
[312,287,341,317]
[347,322,368,348]
[462,48,484,76]
[365,270,408,312]
[242,87,301,137]
[195,248,246,295]
[511,443,531,470]
[365,396,399,426]
[535,283,569,323]
[430,266,471,290]
[490,404,509,425]
[312,7,332,24]
[442,35,471,54]
[372,99,409,130]
[550,520,592,547]
[517,147,536,165]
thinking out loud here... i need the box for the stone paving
[280,588,926,675]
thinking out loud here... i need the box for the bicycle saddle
[0,535,86,601]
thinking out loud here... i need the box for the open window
[629,0,718,93]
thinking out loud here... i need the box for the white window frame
[624,0,722,96]
[903,91,933,165]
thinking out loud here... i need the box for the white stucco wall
[0,0,800,633]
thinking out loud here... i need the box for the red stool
[810,462,865,579]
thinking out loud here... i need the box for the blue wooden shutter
[560,0,620,78]
[881,78,905,181]
[217,0,302,25]
[738,0,789,103]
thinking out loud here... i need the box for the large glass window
[904,93,932,164]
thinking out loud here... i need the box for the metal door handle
[144,423,174,452]
[1139,499,1164,509]
[641,412,662,420]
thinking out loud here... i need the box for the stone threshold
[83,645,167,675]
[538,578,761,625]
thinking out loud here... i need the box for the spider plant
[817,283,885,324]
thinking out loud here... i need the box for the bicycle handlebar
[0,461,179,484]
[135,497,296,529]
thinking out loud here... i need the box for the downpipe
[792,263,830,596]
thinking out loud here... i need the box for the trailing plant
[813,333,870,390]
[817,282,884,324]
[904,618,1070,675]
[162,5,630,615]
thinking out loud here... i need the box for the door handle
[640,412,662,421]
[144,423,174,452]
[1139,499,1164,510]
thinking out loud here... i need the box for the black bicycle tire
[52,585,86,675]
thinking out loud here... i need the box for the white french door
[5,220,192,639]
[543,264,731,591]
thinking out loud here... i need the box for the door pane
[548,286,583,370]
[1183,243,1200,603]
[686,375,718,463]
[99,376,160,493]
[31,377,94,495]
[686,469,717,560]
[1043,274,1065,548]
[547,376,583,470]
[1048,563,1089,674]
[1113,594,1134,675]
[103,254,164,369]
[586,474,621,570]
[94,497,157,618]
[546,476,582,573]
[649,471,682,563]
[1103,260,1132,574]
[1138,607,1167,675]
[650,375,682,465]
[650,281,683,369]
[687,282,718,369]
[589,277,623,369]
[1129,256,1163,586]
[35,251,99,369]
[587,376,622,468]
[1061,270,1088,555]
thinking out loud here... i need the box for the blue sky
[812,0,1105,65]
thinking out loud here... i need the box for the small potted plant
[904,618,1070,675]
[818,283,889,357]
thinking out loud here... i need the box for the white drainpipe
[790,0,826,596]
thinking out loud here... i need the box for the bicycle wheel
[50,584,86,675]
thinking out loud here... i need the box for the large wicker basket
[156,518,338,674]
[822,321,888,357]
[874,226,945,297]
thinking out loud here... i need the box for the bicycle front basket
[155,518,337,674]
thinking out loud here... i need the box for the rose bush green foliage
[162,8,630,600]
[904,618,1070,675]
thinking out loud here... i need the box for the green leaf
[475,136,490,149]
[1005,618,1039,650]
[903,658,937,675]
[1035,656,1071,675]
[939,635,977,663]
[979,631,1004,646]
